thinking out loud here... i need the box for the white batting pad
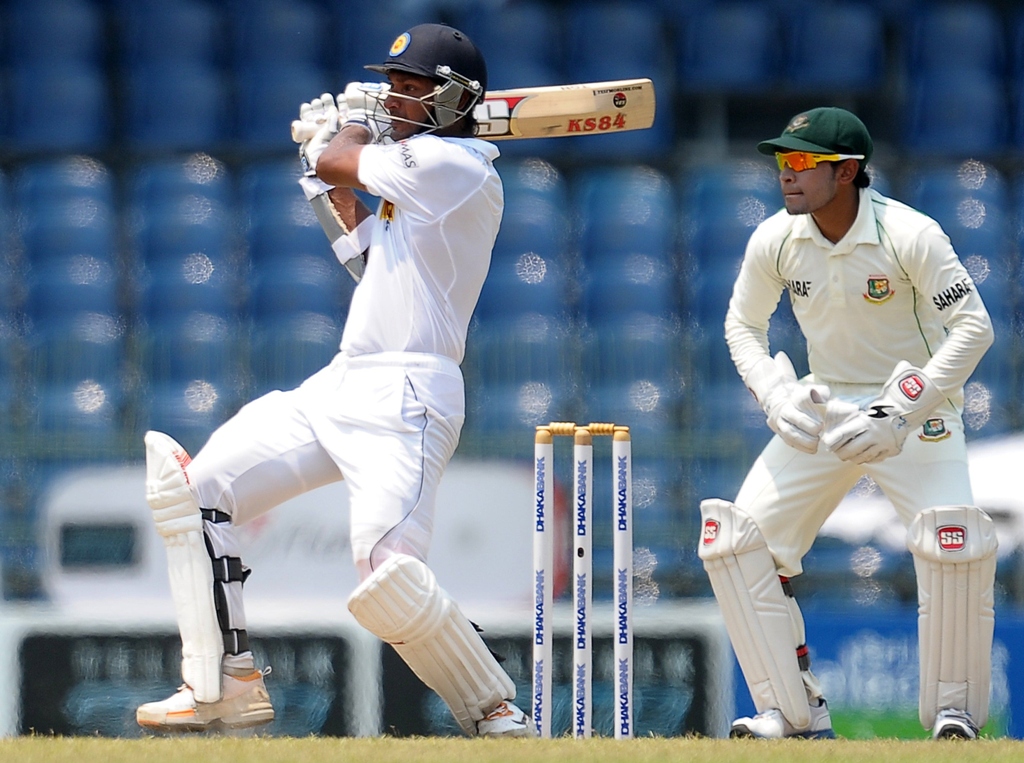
[145,431,223,703]
[907,505,997,730]
[347,554,515,736]
[698,499,810,729]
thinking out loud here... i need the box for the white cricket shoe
[730,698,836,739]
[137,667,274,732]
[932,709,979,740]
[476,700,535,737]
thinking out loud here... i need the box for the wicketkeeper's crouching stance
[701,107,997,740]
[136,21,532,737]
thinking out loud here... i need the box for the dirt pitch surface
[2,736,1023,763]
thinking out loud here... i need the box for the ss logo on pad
[937,525,966,552]
[703,519,720,545]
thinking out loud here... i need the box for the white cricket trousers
[735,390,973,577]
[185,350,465,577]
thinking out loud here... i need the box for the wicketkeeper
[135,23,532,737]
[699,107,996,740]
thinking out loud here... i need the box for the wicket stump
[533,422,633,739]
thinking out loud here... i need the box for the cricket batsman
[135,23,532,737]
[698,107,996,740]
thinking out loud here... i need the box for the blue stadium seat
[782,3,884,90]
[130,155,233,209]
[580,253,677,326]
[494,160,569,262]
[142,311,242,384]
[250,254,355,323]
[10,64,111,152]
[132,194,234,272]
[28,378,123,449]
[457,1,564,89]
[906,161,1010,208]
[123,64,230,151]
[25,256,119,328]
[240,160,330,266]
[235,63,333,151]
[579,377,683,445]
[230,0,329,67]
[465,378,577,435]
[9,0,105,65]
[140,311,244,452]
[140,252,241,323]
[908,2,1005,77]
[966,319,1015,436]
[466,313,576,388]
[15,157,114,209]
[475,251,571,324]
[561,2,672,159]
[334,1,445,82]
[579,314,681,385]
[565,2,668,88]
[142,379,237,456]
[905,71,1009,157]
[679,162,781,321]
[250,311,342,395]
[0,330,21,433]
[119,0,225,67]
[904,162,1014,320]
[142,309,241,387]
[576,167,675,258]
[676,3,779,91]
[692,378,770,446]
[19,199,116,269]
[626,457,683,545]
[25,310,124,385]
[494,192,569,265]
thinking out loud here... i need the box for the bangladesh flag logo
[864,275,895,303]
[919,418,951,442]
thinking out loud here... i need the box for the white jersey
[341,134,502,363]
[725,187,993,402]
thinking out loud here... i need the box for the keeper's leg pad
[699,498,810,729]
[908,505,997,730]
[347,554,516,736]
[145,431,223,703]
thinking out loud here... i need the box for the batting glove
[748,351,831,454]
[296,93,343,176]
[340,81,393,144]
[821,361,944,464]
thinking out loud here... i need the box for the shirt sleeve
[357,138,481,221]
[897,221,994,395]
[724,226,788,385]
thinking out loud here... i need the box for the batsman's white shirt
[723,187,994,575]
[186,135,502,575]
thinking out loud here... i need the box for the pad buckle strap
[796,643,811,671]
[224,629,250,654]
[214,555,246,584]
[201,508,232,524]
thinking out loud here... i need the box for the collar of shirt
[437,135,501,162]
[789,187,881,256]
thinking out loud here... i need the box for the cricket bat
[290,78,655,143]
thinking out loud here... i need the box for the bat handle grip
[291,120,318,143]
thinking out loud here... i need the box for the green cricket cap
[757,107,873,164]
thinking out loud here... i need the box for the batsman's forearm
[327,187,372,234]
[316,124,372,190]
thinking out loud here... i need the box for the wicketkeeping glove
[296,93,342,176]
[821,361,945,464]
[747,351,832,454]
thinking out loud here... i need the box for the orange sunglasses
[775,151,866,172]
